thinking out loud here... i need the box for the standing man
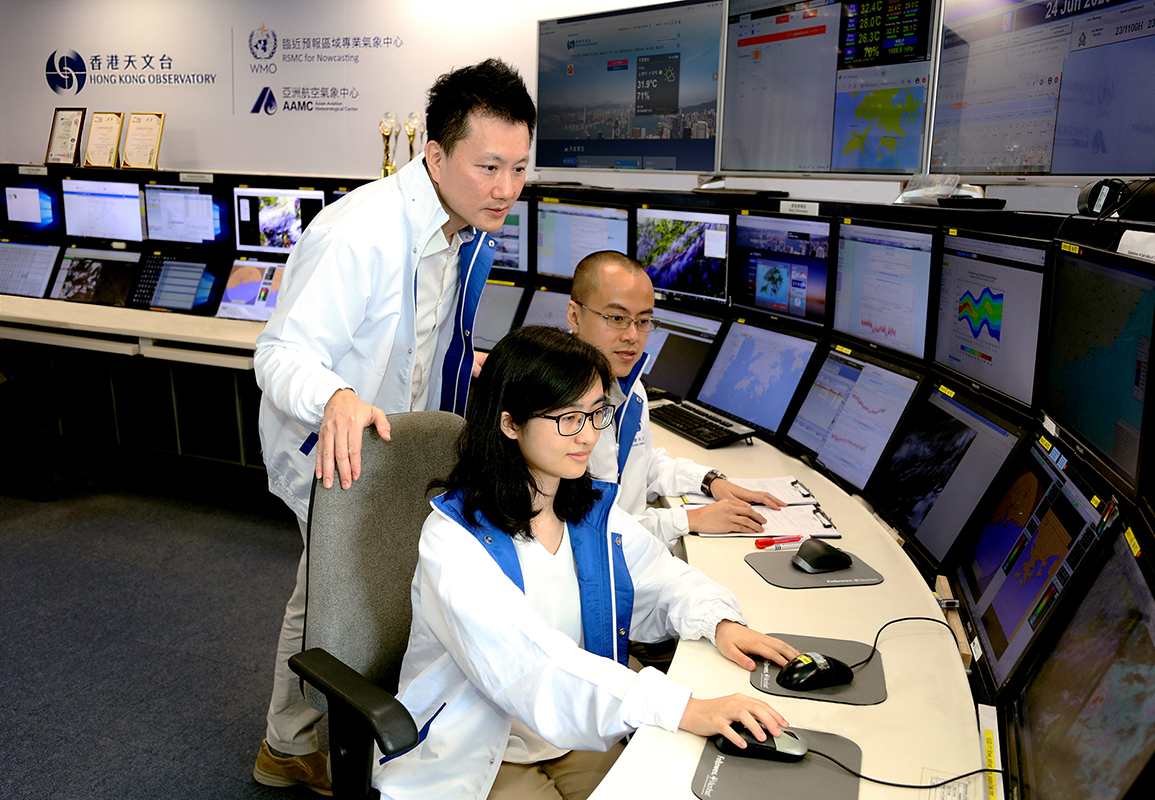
[252,59,535,794]
[567,251,784,550]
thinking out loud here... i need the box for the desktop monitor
[1044,242,1155,494]
[535,201,628,279]
[933,0,1155,177]
[953,432,1122,698]
[935,229,1048,407]
[519,288,572,329]
[61,178,144,242]
[143,183,229,244]
[492,199,530,272]
[730,212,831,325]
[786,344,921,490]
[473,282,527,350]
[215,258,286,322]
[642,305,724,398]
[233,185,324,255]
[536,0,724,172]
[48,247,141,306]
[1,169,63,241]
[694,320,820,436]
[866,382,1025,573]
[720,0,936,174]
[832,219,936,359]
[635,205,728,303]
[1000,516,1155,800]
[0,242,62,299]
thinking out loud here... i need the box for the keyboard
[649,401,754,450]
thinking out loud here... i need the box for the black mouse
[776,651,855,690]
[791,538,853,573]
[710,724,808,762]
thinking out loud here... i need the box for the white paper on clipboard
[692,503,840,539]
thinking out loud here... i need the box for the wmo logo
[45,50,87,95]
[249,25,278,60]
[251,87,277,115]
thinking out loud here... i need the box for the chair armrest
[289,647,419,757]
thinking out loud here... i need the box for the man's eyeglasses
[575,301,661,333]
[531,405,616,436]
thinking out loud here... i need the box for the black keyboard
[649,402,752,449]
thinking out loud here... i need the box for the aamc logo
[251,87,277,115]
[46,50,87,95]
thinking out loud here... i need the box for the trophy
[379,111,398,177]
[405,112,425,163]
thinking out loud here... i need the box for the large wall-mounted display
[721,0,936,174]
[932,0,1155,176]
[536,0,724,172]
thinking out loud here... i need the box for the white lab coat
[254,156,490,519]
[589,359,711,549]
[373,486,746,799]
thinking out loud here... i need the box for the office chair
[288,411,465,800]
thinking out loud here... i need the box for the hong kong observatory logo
[45,50,87,95]
[250,25,278,60]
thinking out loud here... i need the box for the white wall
[0,0,902,202]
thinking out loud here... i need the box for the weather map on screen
[215,259,285,322]
[696,322,817,432]
[956,435,1113,691]
[730,213,830,324]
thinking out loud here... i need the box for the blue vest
[431,483,635,667]
[302,229,493,456]
[438,231,495,416]
[613,356,649,481]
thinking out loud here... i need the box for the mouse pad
[691,727,860,800]
[751,633,886,705]
[744,549,884,589]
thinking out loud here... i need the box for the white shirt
[411,227,469,409]
[505,523,583,764]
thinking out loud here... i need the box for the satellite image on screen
[636,214,726,301]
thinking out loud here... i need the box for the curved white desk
[593,430,983,799]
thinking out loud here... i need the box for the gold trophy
[379,111,398,177]
[405,112,425,163]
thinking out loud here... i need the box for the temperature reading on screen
[635,53,680,116]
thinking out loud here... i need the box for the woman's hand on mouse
[678,694,788,746]
[715,621,800,671]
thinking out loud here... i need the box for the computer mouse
[710,724,808,762]
[791,538,853,573]
[776,651,855,691]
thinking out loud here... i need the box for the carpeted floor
[0,459,328,799]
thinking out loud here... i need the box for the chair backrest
[302,410,464,709]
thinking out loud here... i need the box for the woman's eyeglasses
[531,405,616,436]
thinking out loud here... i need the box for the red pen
[755,535,803,549]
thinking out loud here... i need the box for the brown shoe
[253,739,333,796]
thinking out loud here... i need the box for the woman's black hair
[433,325,612,539]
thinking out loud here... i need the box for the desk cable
[813,615,1008,789]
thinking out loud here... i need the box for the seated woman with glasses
[374,325,799,800]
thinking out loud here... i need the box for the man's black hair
[426,58,536,154]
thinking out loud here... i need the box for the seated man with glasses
[566,250,785,549]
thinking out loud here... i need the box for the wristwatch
[701,469,726,498]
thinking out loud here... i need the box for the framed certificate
[45,107,86,165]
[122,112,165,169]
[84,111,124,168]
